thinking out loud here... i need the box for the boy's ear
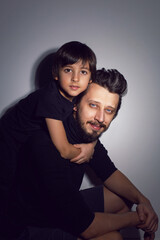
[54,76,58,80]
[89,79,92,83]
[73,105,77,112]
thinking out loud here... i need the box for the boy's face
[55,60,91,101]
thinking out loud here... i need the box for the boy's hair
[52,41,97,80]
[76,68,128,118]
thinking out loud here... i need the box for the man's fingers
[138,211,159,233]
[144,232,155,240]
[137,206,146,223]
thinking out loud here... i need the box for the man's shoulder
[95,140,108,154]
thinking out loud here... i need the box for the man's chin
[83,130,102,142]
[75,113,106,142]
[79,129,99,143]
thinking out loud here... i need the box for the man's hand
[144,232,155,240]
[136,202,158,234]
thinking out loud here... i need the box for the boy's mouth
[70,85,79,90]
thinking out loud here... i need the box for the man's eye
[105,109,113,114]
[89,103,97,108]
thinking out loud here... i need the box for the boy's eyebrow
[63,64,90,70]
[81,66,90,70]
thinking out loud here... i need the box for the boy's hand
[70,142,96,164]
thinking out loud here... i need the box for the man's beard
[75,112,107,143]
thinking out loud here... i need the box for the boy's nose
[71,72,79,82]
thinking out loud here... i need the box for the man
[3,69,158,240]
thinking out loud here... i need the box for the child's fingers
[73,158,85,164]
[70,157,79,162]
[70,155,83,162]
[70,152,83,162]
[73,144,82,149]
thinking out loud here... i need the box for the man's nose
[71,71,79,82]
[95,110,105,123]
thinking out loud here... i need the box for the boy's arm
[46,118,81,159]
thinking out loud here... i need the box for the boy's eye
[64,68,72,73]
[81,70,88,75]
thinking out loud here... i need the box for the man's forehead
[82,83,119,108]
[85,83,108,98]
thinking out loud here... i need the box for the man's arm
[103,170,159,234]
[81,210,140,239]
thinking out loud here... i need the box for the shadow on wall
[0,49,58,117]
[31,48,58,90]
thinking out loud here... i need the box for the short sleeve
[89,140,117,182]
[35,82,74,121]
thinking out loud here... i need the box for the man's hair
[52,41,97,81]
[76,68,128,118]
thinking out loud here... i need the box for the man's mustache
[87,121,106,129]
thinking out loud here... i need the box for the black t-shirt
[7,114,117,237]
[0,80,74,151]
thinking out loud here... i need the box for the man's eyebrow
[106,106,116,109]
[88,100,116,109]
[87,100,100,104]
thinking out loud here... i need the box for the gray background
[0,0,160,239]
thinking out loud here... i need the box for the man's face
[74,83,119,142]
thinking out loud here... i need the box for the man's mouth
[90,123,101,131]
[88,121,105,132]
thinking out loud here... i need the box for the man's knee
[105,231,123,240]
[103,186,132,214]
[77,231,123,240]
[81,231,123,240]
[99,231,123,240]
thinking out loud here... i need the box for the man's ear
[89,79,92,83]
[54,76,58,80]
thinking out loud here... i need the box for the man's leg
[78,231,123,240]
[79,186,123,240]
[10,186,125,240]
[103,186,133,214]
[79,185,133,240]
